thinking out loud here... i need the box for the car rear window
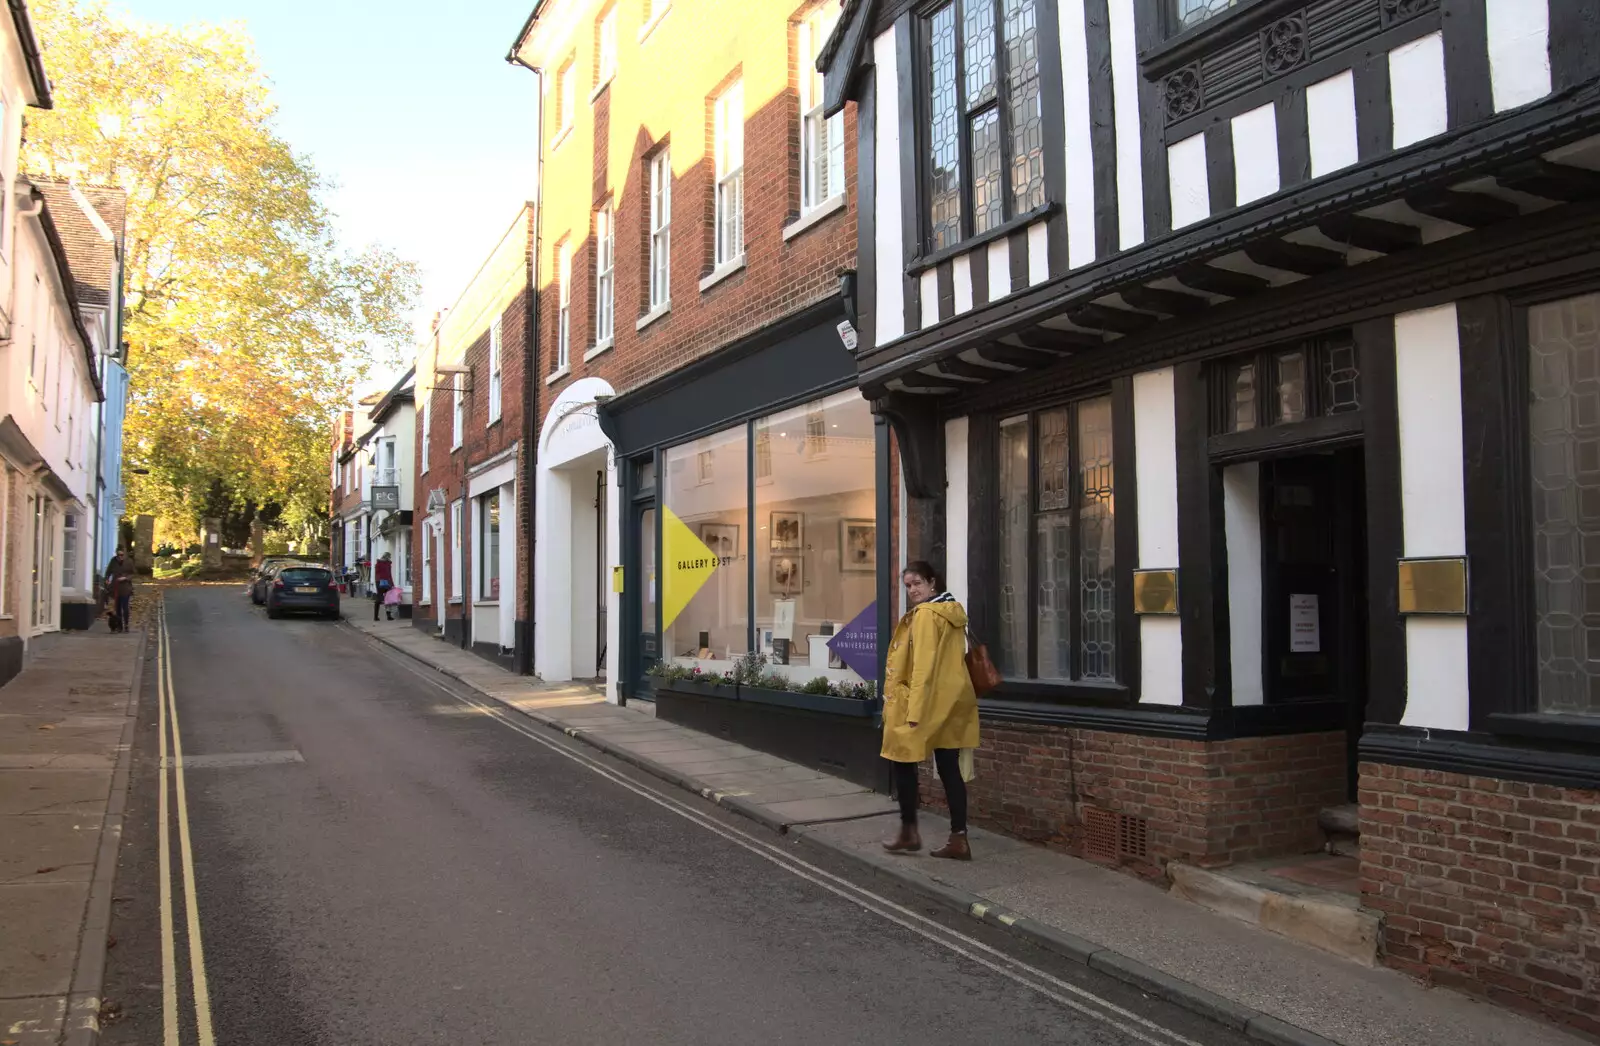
[279,568,331,584]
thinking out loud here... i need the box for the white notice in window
[1290,593,1320,653]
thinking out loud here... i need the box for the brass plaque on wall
[1133,569,1179,615]
[1397,557,1468,615]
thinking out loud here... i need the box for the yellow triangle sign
[662,507,720,630]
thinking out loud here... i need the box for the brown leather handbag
[965,630,1002,696]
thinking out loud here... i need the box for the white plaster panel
[873,30,904,344]
[1395,303,1469,732]
[1389,32,1448,148]
[1141,618,1183,706]
[1059,0,1097,268]
[952,253,974,315]
[1395,304,1466,556]
[1306,70,1359,177]
[1231,103,1279,206]
[1486,0,1551,112]
[1108,0,1144,248]
[987,238,1011,301]
[1223,463,1264,706]
[1133,367,1179,565]
[1167,132,1210,230]
[1027,221,1049,286]
[1402,618,1471,731]
[919,268,939,328]
[945,417,969,605]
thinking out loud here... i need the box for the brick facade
[528,0,857,418]
[1361,761,1600,1037]
[918,725,1348,873]
[410,208,537,667]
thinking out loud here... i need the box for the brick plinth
[915,723,1347,872]
[1360,761,1600,1037]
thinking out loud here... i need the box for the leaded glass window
[994,395,1118,685]
[1530,292,1600,715]
[1215,335,1360,433]
[922,0,1044,252]
[1173,0,1240,33]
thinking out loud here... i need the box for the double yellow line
[155,601,216,1046]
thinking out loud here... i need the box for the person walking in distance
[373,551,395,622]
[104,547,133,632]
[881,560,979,860]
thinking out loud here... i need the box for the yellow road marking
[157,603,178,1046]
[158,601,218,1046]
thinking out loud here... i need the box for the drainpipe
[508,48,544,678]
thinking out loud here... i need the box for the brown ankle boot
[882,824,922,853]
[931,831,971,861]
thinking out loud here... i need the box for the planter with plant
[651,651,888,791]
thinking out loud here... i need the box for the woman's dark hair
[902,560,942,590]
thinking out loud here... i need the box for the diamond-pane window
[995,395,1117,685]
[1531,293,1600,715]
[922,0,1043,252]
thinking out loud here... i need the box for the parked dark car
[250,558,305,603]
[264,566,340,620]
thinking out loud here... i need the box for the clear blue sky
[119,0,541,342]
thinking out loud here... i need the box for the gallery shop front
[598,296,892,786]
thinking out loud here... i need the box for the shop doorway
[1224,447,1369,798]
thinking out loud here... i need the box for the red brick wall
[1361,761,1600,1036]
[917,724,1347,872]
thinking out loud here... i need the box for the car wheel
[266,607,281,619]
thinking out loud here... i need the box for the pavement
[0,623,147,1046]
[346,613,1594,1046]
[94,586,1248,1046]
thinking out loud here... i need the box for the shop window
[1529,292,1600,715]
[920,0,1044,253]
[753,391,876,675]
[1213,334,1360,434]
[660,391,877,683]
[664,425,748,662]
[996,395,1116,683]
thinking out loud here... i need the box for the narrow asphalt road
[98,585,1249,1046]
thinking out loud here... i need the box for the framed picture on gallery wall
[770,554,803,594]
[699,522,739,562]
[841,518,875,572]
[770,511,803,551]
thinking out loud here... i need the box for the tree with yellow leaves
[22,0,420,536]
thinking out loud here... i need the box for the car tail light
[273,579,284,588]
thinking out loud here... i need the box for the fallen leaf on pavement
[38,723,55,730]
[36,866,58,874]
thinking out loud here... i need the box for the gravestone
[201,517,223,568]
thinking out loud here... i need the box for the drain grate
[1084,806,1148,861]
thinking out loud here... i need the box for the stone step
[1168,856,1380,966]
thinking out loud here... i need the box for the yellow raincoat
[880,595,979,764]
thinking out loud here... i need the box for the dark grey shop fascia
[597,296,855,457]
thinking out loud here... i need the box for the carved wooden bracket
[871,392,945,500]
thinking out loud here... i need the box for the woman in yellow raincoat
[881,560,979,860]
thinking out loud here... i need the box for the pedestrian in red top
[374,552,395,622]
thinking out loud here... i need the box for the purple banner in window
[827,601,878,681]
